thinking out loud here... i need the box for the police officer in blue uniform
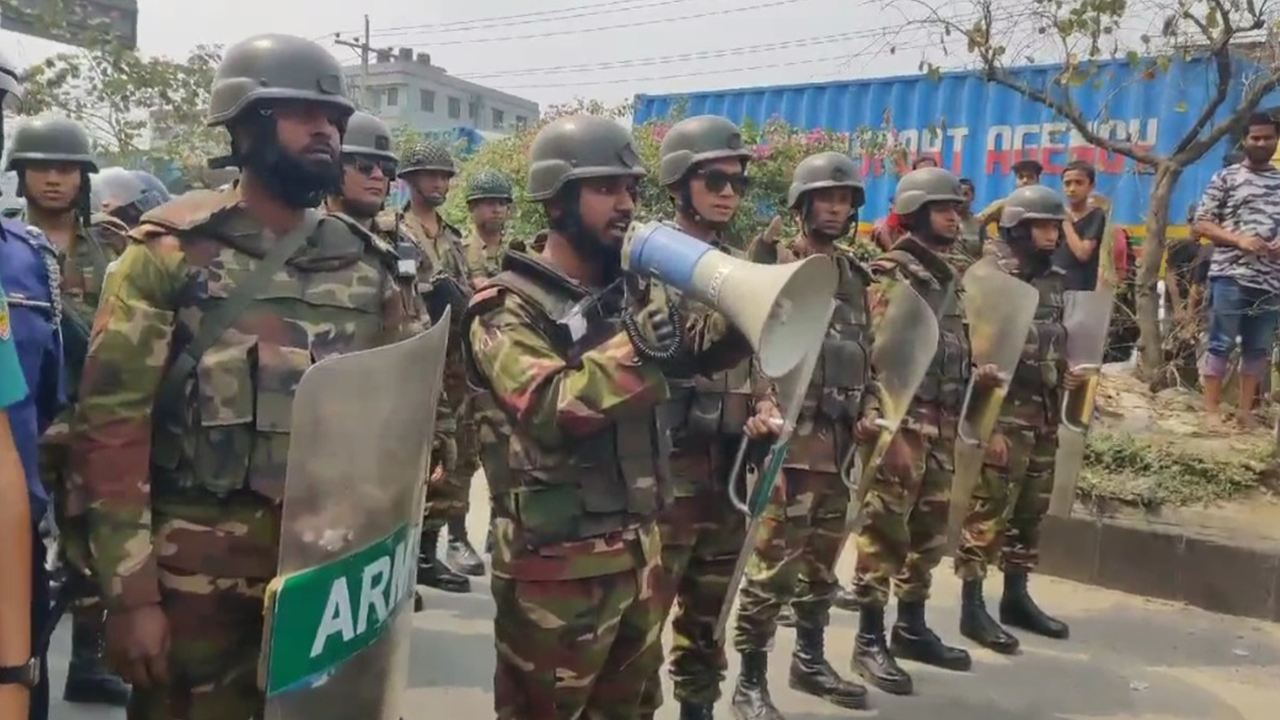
[0,46,67,720]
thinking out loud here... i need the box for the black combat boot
[959,578,1019,654]
[789,625,868,709]
[417,528,470,593]
[445,518,485,577]
[850,605,912,695]
[63,611,130,706]
[890,599,972,671]
[999,571,1069,639]
[679,700,714,720]
[776,604,796,628]
[832,586,860,613]
[731,650,784,720]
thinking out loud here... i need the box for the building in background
[343,48,539,137]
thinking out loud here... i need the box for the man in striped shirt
[1193,112,1280,428]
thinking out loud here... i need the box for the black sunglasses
[345,156,398,178]
[694,168,751,195]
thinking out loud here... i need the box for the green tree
[897,0,1280,374]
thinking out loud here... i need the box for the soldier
[732,151,875,719]
[462,114,744,720]
[847,167,990,697]
[954,185,1078,653]
[387,139,483,587]
[70,34,425,720]
[463,169,514,289]
[90,168,171,229]
[639,115,755,720]
[5,116,132,708]
[326,111,400,228]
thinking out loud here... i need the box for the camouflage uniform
[7,115,133,706]
[71,35,425,720]
[955,184,1072,652]
[463,168,514,287]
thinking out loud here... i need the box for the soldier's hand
[760,216,785,245]
[640,302,680,350]
[1063,368,1086,391]
[984,433,1010,467]
[744,402,782,440]
[853,413,881,443]
[105,604,170,688]
[973,363,1006,390]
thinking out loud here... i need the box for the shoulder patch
[0,296,10,340]
[138,188,239,233]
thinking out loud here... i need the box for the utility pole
[333,14,376,109]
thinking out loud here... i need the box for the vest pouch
[937,324,970,410]
[513,483,584,549]
[817,338,867,421]
[189,337,256,496]
[249,342,313,503]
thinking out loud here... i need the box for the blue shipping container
[634,57,1280,236]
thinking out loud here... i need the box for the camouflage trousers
[422,393,477,530]
[954,426,1056,581]
[852,429,953,608]
[126,568,266,720]
[734,469,849,652]
[492,560,665,720]
[640,489,746,710]
[41,437,104,619]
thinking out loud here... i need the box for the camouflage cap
[787,151,865,209]
[398,139,456,178]
[999,184,1067,228]
[527,115,646,201]
[342,111,397,162]
[467,169,514,202]
[4,116,98,172]
[0,46,21,111]
[657,115,752,186]
[207,34,354,127]
[892,166,964,215]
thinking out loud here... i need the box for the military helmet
[90,167,146,210]
[342,111,397,162]
[398,139,455,178]
[0,47,22,112]
[4,116,98,172]
[999,185,1067,228]
[467,169,514,203]
[892,167,965,215]
[527,115,646,201]
[132,170,172,212]
[657,115,752,187]
[787,152,865,209]
[207,34,354,127]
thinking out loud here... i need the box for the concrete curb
[1038,514,1280,622]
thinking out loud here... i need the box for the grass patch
[1079,432,1270,508]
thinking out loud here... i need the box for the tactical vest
[461,252,667,549]
[879,239,969,416]
[148,191,397,502]
[1008,268,1068,425]
[782,252,874,472]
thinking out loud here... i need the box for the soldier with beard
[732,152,876,720]
[464,169,514,289]
[70,34,425,720]
[386,140,484,588]
[5,117,132,709]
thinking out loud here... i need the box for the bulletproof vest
[57,220,118,322]
[147,189,395,502]
[878,238,969,414]
[465,235,503,282]
[1009,268,1067,404]
[461,252,668,549]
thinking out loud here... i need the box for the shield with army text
[259,310,450,719]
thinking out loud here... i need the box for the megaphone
[623,222,837,378]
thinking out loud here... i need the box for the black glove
[642,302,679,349]
[624,299,684,362]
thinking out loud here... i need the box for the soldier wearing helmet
[385,137,484,592]
[463,169,514,289]
[461,115,742,719]
[70,35,428,719]
[845,166,995,697]
[952,184,1078,653]
[731,151,875,718]
[327,110,398,224]
[6,117,135,709]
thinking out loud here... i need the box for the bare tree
[892,0,1280,374]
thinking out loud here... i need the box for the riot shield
[946,257,1039,551]
[843,282,941,526]
[260,310,450,720]
[1049,289,1114,518]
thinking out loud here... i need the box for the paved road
[50,480,1280,720]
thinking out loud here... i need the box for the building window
[386,86,399,107]
[420,89,435,112]
[516,115,528,130]
[468,101,479,120]
[370,89,381,109]
[491,108,505,129]
[448,96,461,119]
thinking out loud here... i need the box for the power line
[367,0,703,38]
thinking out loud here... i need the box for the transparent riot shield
[946,257,1039,551]
[843,282,941,526]
[260,310,450,720]
[1049,289,1114,518]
